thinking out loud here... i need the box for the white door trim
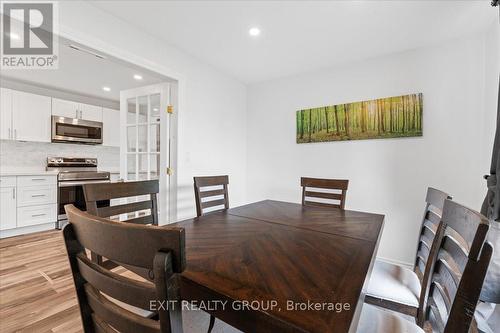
[57,25,181,223]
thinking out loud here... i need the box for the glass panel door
[120,84,171,223]
[123,93,162,181]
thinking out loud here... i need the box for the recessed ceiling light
[8,32,20,40]
[248,27,261,37]
[102,86,111,92]
[153,108,158,111]
[133,74,143,80]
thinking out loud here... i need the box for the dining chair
[83,179,159,225]
[83,179,159,266]
[365,188,451,323]
[63,204,186,333]
[357,199,492,333]
[300,177,349,209]
[193,175,229,217]
[192,175,229,332]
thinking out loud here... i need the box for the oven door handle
[59,180,111,187]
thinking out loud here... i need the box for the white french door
[120,83,172,223]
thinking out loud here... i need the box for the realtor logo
[1,1,59,69]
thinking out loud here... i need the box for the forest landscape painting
[296,93,423,143]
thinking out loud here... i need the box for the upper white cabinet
[11,90,51,142]
[52,98,80,119]
[52,98,102,122]
[0,88,13,140]
[81,103,103,122]
[2,89,112,144]
[103,108,120,147]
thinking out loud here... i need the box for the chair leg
[207,315,215,333]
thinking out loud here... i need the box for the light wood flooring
[0,231,82,333]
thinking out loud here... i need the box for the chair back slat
[76,253,156,309]
[93,314,118,333]
[98,201,153,218]
[193,175,229,217]
[414,188,451,282]
[441,200,489,260]
[83,180,159,226]
[426,210,441,226]
[84,284,160,333]
[301,177,349,209]
[126,215,155,225]
[199,189,226,198]
[423,199,492,333]
[63,205,185,333]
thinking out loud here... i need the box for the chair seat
[366,259,421,307]
[357,304,424,333]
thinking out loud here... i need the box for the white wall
[482,21,500,176]
[247,31,498,265]
[57,2,247,221]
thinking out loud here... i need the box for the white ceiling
[90,1,497,84]
[1,37,168,101]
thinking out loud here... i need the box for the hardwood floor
[0,231,82,333]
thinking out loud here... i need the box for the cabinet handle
[76,110,78,118]
[80,110,83,119]
[12,188,15,199]
[32,213,46,217]
[31,194,46,197]
[14,129,17,140]
[31,178,45,181]
[8,128,11,139]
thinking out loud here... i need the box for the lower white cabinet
[17,204,57,228]
[17,186,57,207]
[0,186,17,230]
[0,174,57,237]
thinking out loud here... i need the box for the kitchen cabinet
[11,90,51,142]
[17,185,57,207]
[0,180,17,231]
[52,98,80,119]
[103,108,120,147]
[0,174,57,238]
[80,103,103,122]
[52,98,102,122]
[0,88,12,140]
[17,204,56,228]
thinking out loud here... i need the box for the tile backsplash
[0,140,119,171]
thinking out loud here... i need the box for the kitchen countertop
[0,167,120,176]
[0,169,59,176]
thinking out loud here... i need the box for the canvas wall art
[296,93,423,143]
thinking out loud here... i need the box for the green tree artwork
[296,93,423,143]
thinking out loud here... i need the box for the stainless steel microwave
[51,116,103,144]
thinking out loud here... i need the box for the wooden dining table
[170,200,384,333]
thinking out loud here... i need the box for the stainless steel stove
[47,157,110,229]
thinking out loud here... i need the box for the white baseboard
[376,256,413,270]
[0,222,56,239]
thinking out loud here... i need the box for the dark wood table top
[171,200,384,333]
